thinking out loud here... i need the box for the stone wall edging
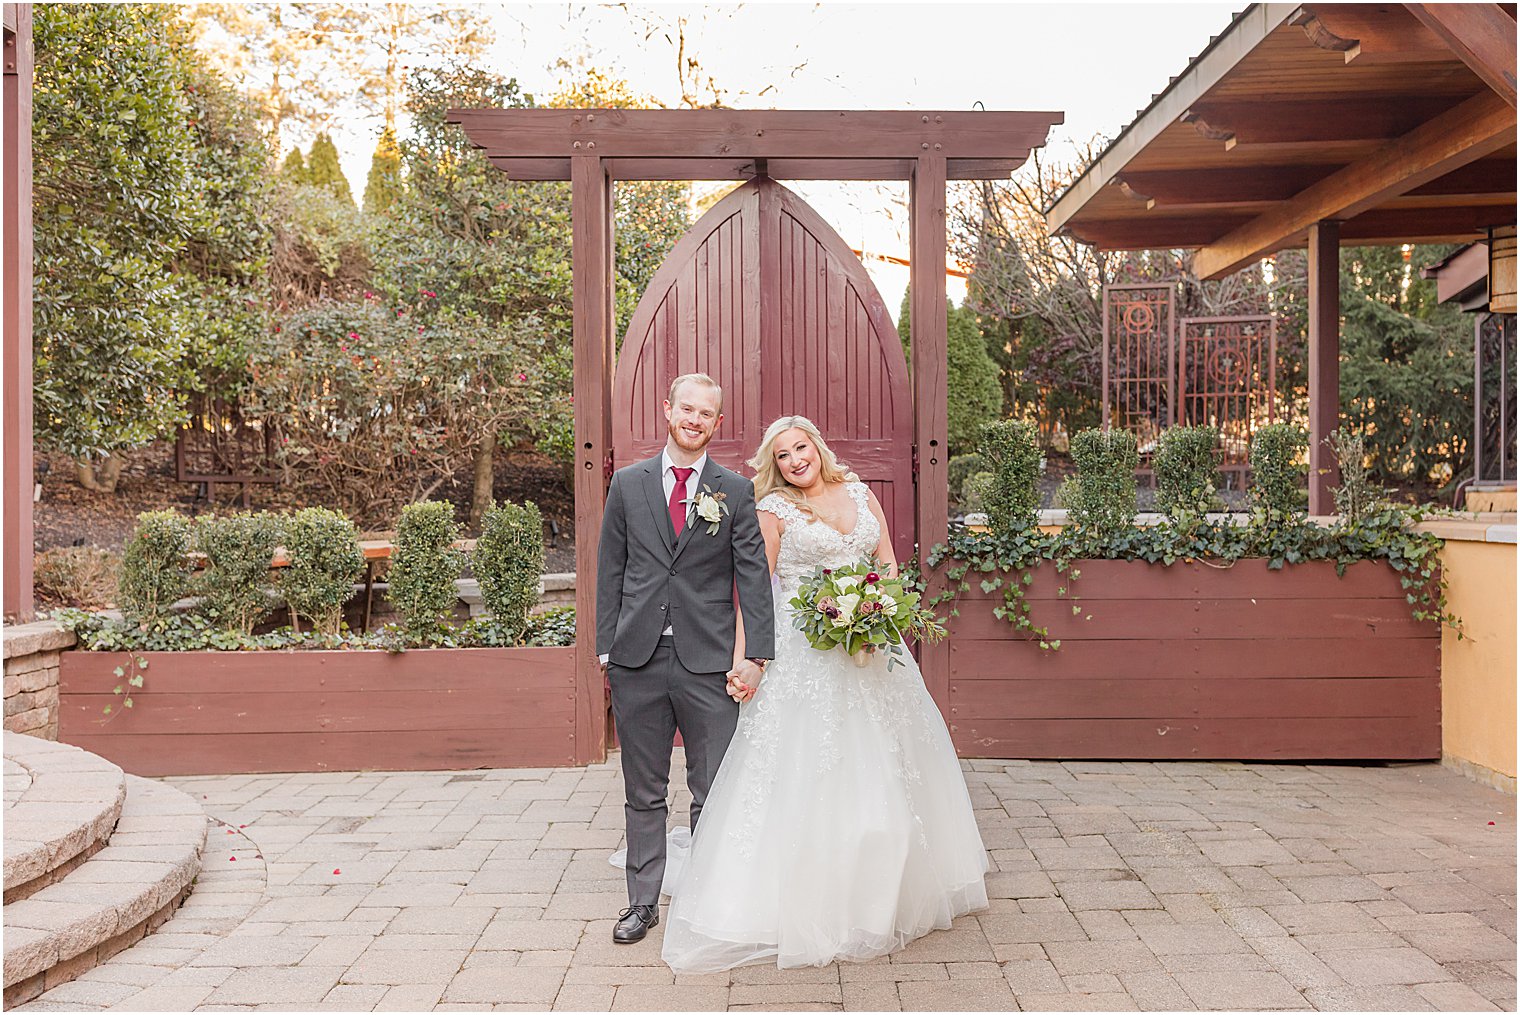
[3,620,73,741]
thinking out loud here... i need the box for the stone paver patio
[13,753,1516,1012]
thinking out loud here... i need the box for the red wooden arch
[612,176,915,553]
[448,109,1064,763]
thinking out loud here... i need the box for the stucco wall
[1429,528,1517,792]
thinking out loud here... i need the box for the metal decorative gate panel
[613,177,915,554]
[1178,316,1277,472]
[1475,311,1517,486]
[1103,282,1283,481]
[1102,283,1175,456]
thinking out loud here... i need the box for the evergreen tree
[1338,245,1473,491]
[898,290,1005,456]
[279,147,308,184]
[363,127,402,215]
[305,132,353,205]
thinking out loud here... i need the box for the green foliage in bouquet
[195,512,284,635]
[281,507,365,635]
[387,501,465,639]
[474,499,544,644]
[788,558,946,669]
[118,510,194,627]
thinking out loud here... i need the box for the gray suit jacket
[596,454,775,674]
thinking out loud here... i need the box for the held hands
[726,658,764,703]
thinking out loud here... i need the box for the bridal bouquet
[788,558,947,669]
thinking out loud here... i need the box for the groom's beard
[668,419,715,454]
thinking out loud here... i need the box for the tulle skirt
[659,611,989,973]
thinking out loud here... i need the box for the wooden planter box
[58,647,578,776]
[944,559,1441,761]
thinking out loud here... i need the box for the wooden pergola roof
[1045,3,1517,278]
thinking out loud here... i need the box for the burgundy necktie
[668,466,694,537]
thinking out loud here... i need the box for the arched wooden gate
[612,177,915,553]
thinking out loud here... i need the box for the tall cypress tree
[279,147,308,184]
[363,127,402,215]
[305,132,353,205]
[898,289,1004,455]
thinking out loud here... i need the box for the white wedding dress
[660,480,989,973]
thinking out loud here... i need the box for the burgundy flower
[865,571,880,584]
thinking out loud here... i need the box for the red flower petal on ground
[228,856,236,862]
[333,869,342,875]
[1489,821,1496,825]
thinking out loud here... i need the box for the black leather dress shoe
[613,904,659,943]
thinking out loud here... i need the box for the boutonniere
[684,485,729,535]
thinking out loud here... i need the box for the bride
[660,415,989,972]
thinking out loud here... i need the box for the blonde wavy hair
[748,415,857,517]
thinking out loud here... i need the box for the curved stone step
[2,774,206,1005]
[3,734,126,902]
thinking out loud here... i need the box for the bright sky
[334,2,1235,317]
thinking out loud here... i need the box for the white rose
[833,593,860,626]
[696,496,722,524]
[834,576,860,591]
[877,592,899,617]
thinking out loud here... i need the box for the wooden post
[3,4,33,623]
[911,155,950,714]
[1307,220,1341,515]
[571,156,613,764]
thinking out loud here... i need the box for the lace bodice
[758,481,881,593]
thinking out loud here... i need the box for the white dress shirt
[658,449,706,636]
[602,450,707,661]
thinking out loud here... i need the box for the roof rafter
[1405,2,1517,108]
[1193,89,1515,278]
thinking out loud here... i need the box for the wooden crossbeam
[1194,89,1516,279]
[1406,3,1518,108]
[1182,96,1466,147]
[1110,156,1516,211]
[483,156,1029,182]
[1069,215,1254,250]
[447,109,1061,161]
[1114,165,1343,206]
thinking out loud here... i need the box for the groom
[596,373,775,943]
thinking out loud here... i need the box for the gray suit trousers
[609,635,738,907]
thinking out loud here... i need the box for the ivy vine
[927,504,1461,651]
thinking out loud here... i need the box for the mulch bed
[32,444,579,573]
